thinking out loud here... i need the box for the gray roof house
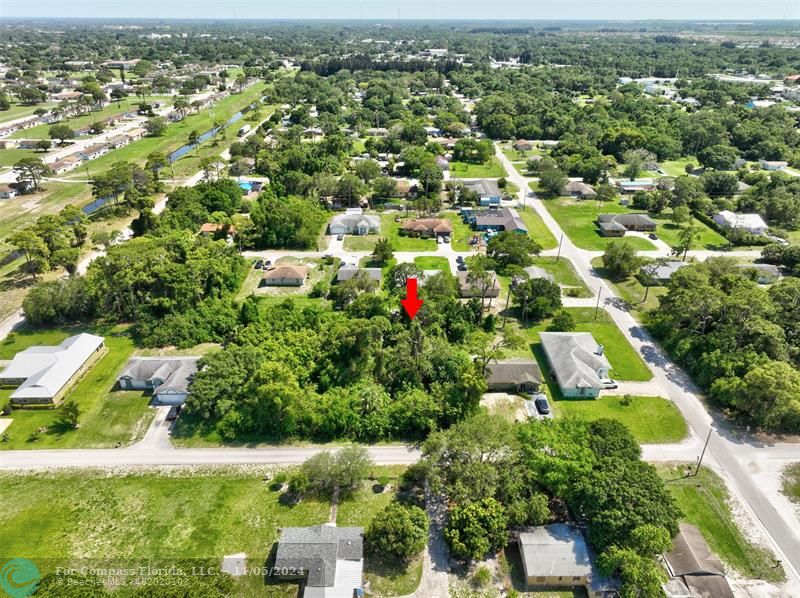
[736,263,782,284]
[472,207,528,234]
[457,271,501,298]
[663,523,734,598]
[464,179,502,200]
[329,208,381,236]
[274,524,364,598]
[518,524,617,596]
[118,357,200,406]
[0,333,105,405]
[336,264,382,283]
[539,332,611,398]
[562,181,597,198]
[597,213,657,236]
[485,359,543,393]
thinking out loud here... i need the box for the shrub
[366,503,429,561]
[472,565,491,588]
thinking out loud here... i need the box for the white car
[601,379,618,390]
[437,236,444,244]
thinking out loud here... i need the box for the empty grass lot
[343,214,437,252]
[649,211,728,250]
[660,157,698,177]
[0,101,57,124]
[517,206,558,250]
[658,465,785,582]
[510,307,652,383]
[591,257,668,316]
[414,256,450,271]
[528,256,592,298]
[441,211,479,251]
[0,182,91,241]
[0,147,41,167]
[449,157,506,178]
[541,198,657,251]
[782,463,800,504]
[0,325,154,450]
[555,395,687,443]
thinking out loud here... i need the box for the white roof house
[0,333,105,403]
[329,208,381,236]
[713,210,768,235]
[539,332,611,398]
[519,524,592,580]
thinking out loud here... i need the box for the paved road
[495,146,800,584]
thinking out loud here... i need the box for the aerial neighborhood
[1,11,800,598]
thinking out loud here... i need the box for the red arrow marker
[400,277,423,320]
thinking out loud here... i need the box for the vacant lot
[0,325,154,450]
[517,206,558,250]
[528,256,591,298]
[414,256,450,271]
[542,198,657,251]
[555,395,687,443]
[658,465,785,583]
[648,211,728,250]
[591,256,669,316]
[449,158,506,178]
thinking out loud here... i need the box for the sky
[1,0,798,21]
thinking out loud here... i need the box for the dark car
[337,234,344,241]
[166,404,182,421]
[263,260,272,269]
[457,263,467,271]
[648,233,658,240]
[254,259,263,269]
[534,396,551,415]
[456,256,465,264]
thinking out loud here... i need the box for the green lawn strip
[379,213,437,252]
[554,395,687,443]
[0,325,154,450]
[343,234,380,252]
[509,307,652,382]
[413,256,450,271]
[660,157,698,177]
[0,182,91,240]
[0,147,41,167]
[0,102,57,124]
[648,212,728,250]
[657,465,785,582]
[517,207,558,250]
[449,157,506,178]
[441,211,477,251]
[591,256,667,317]
[528,256,592,298]
[782,463,800,503]
[61,83,267,176]
[541,198,657,251]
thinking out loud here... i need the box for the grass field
[510,307,652,384]
[528,256,592,298]
[441,212,478,251]
[0,466,419,597]
[0,182,91,240]
[0,325,154,450]
[648,211,728,250]
[660,157,698,177]
[658,465,785,582]
[555,395,687,443]
[516,206,558,250]
[343,234,381,251]
[414,256,450,271]
[449,158,506,178]
[591,256,669,316]
[379,213,437,252]
[782,463,800,504]
[0,147,41,167]
[0,102,57,124]
[541,198,657,251]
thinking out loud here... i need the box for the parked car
[442,235,451,243]
[337,234,344,241]
[437,236,444,244]
[166,405,182,421]
[534,396,551,415]
[648,233,658,240]
[456,256,465,264]
[457,263,467,271]
[254,259,263,269]
[601,379,618,390]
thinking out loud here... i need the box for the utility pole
[555,234,563,263]
[694,428,713,476]
[594,287,602,320]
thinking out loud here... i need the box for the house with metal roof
[713,210,768,235]
[336,264,382,284]
[0,333,105,405]
[118,357,200,406]
[469,207,528,234]
[457,271,501,298]
[485,359,543,393]
[539,332,611,398]
[274,524,364,598]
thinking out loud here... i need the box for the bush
[366,503,429,561]
[472,565,491,588]
[2,402,12,416]
[445,498,509,561]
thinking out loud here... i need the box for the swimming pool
[239,181,253,192]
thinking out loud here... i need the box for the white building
[759,159,788,171]
[329,208,381,236]
[713,210,769,235]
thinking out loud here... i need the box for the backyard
[658,465,785,583]
[449,157,506,178]
[0,324,154,450]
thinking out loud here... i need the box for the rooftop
[539,332,611,391]
[519,524,592,578]
[275,525,363,588]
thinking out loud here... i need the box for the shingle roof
[1,333,104,400]
[664,523,725,577]
[275,525,363,587]
[473,208,527,233]
[539,332,610,391]
[485,359,543,387]
[119,357,199,395]
[519,524,592,578]
[562,181,596,196]
[336,265,382,283]
[464,179,501,198]
[401,218,453,234]
[597,213,657,229]
[263,265,309,281]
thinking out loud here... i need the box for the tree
[602,241,641,279]
[676,224,699,261]
[512,278,562,321]
[538,168,568,196]
[35,139,52,152]
[598,545,667,598]
[465,254,498,311]
[145,152,168,181]
[110,87,128,108]
[486,231,541,271]
[354,159,381,183]
[57,400,80,429]
[470,329,524,375]
[13,157,50,191]
[444,498,509,561]
[697,144,739,171]
[587,418,641,461]
[188,130,200,156]
[372,176,398,201]
[366,503,429,562]
[9,230,49,281]
[549,310,576,332]
[144,116,167,137]
[671,205,691,225]
[300,445,374,499]
[17,86,46,105]
[371,238,393,265]
[48,124,75,145]
[733,361,800,431]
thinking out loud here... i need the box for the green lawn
[0,466,418,597]
[658,465,785,583]
[555,395,687,443]
[343,234,381,252]
[782,463,800,504]
[528,256,592,298]
[0,102,57,124]
[660,157,698,177]
[0,325,154,450]
[517,206,558,250]
[441,212,479,251]
[379,213,437,252]
[591,256,669,317]
[0,182,91,240]
[449,158,506,178]
[649,212,728,250]
[414,256,450,271]
[511,307,652,384]
[0,147,41,167]
[542,198,658,251]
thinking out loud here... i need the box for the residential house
[329,208,381,236]
[737,263,782,284]
[435,155,450,171]
[713,210,768,235]
[273,524,364,598]
[518,524,617,597]
[262,265,309,287]
[561,181,597,199]
[366,127,388,137]
[513,139,535,151]
[199,223,236,241]
[485,359,542,393]
[118,357,200,405]
[400,218,453,239]
[107,134,131,149]
[469,207,527,234]
[643,261,688,284]
[80,143,110,161]
[539,332,611,398]
[663,523,734,598]
[336,264,382,284]
[759,159,788,171]
[50,155,82,175]
[126,127,148,142]
[616,179,656,193]
[464,179,502,203]
[0,184,18,199]
[0,333,105,405]
[597,213,657,237]
[456,270,501,298]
